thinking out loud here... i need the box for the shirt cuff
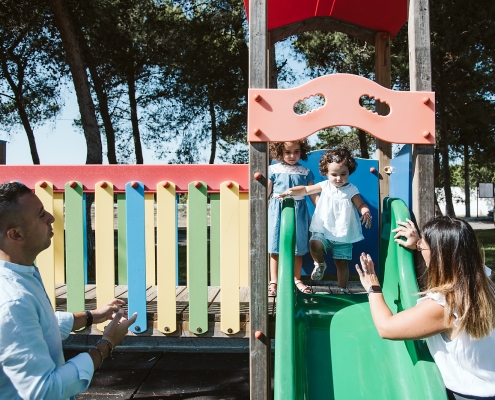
[67,352,94,383]
[56,311,74,339]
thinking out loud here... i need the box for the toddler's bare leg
[293,255,303,281]
[270,254,279,279]
[310,240,325,263]
[268,254,279,296]
[334,259,349,288]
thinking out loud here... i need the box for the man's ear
[6,227,23,242]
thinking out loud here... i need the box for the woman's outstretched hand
[391,218,420,250]
[355,253,380,293]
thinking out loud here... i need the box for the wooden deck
[57,282,366,338]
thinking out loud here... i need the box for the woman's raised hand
[392,218,420,250]
[355,253,380,293]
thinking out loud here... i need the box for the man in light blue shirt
[0,182,137,399]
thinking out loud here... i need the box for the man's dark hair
[0,182,32,233]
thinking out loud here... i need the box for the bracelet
[85,310,93,328]
[88,347,104,369]
[96,339,113,356]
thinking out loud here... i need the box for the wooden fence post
[408,0,435,229]
[249,0,271,398]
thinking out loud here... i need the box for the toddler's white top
[309,181,363,243]
[417,292,495,397]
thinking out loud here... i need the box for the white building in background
[436,187,494,217]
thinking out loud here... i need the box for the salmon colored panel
[248,74,435,145]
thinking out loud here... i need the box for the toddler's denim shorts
[310,232,352,260]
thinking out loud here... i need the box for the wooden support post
[0,141,6,165]
[374,32,392,207]
[249,0,270,399]
[408,0,434,229]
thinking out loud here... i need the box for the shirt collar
[0,259,36,274]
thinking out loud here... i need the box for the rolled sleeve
[55,311,74,340]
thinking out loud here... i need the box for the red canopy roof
[244,0,407,38]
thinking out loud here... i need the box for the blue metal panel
[390,144,412,210]
[299,150,380,277]
[126,182,147,334]
[175,194,179,286]
[83,193,88,285]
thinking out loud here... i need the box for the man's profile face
[16,192,55,254]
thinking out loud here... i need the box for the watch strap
[367,285,382,296]
[85,310,93,328]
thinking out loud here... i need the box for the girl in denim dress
[267,140,319,296]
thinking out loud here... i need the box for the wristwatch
[85,310,93,328]
[367,285,382,296]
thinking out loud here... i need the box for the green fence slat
[209,193,220,286]
[187,182,208,334]
[65,182,85,313]
[117,194,127,284]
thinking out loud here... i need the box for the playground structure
[246,0,436,398]
[0,0,438,399]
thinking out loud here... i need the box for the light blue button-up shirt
[0,260,94,399]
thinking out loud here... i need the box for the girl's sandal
[268,281,278,297]
[294,280,313,294]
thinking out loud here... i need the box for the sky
[0,41,322,166]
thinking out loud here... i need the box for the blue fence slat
[125,182,147,334]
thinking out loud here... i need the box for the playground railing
[0,164,249,336]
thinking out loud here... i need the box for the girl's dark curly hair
[319,146,357,175]
[269,140,310,162]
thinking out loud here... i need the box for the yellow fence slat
[156,182,177,334]
[53,192,65,284]
[239,192,249,287]
[220,181,240,334]
[95,181,115,330]
[145,193,156,286]
[35,182,56,309]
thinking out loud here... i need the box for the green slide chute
[274,197,447,399]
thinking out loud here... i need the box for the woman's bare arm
[356,253,450,340]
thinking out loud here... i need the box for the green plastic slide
[274,197,447,399]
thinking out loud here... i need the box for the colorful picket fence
[1,165,249,336]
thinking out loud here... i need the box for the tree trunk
[73,18,117,164]
[16,98,40,165]
[434,147,443,216]
[464,143,470,217]
[47,0,102,164]
[127,69,143,164]
[208,94,217,164]
[358,129,370,158]
[0,56,41,164]
[439,105,455,216]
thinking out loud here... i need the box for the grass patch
[474,229,495,282]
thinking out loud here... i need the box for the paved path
[67,340,253,399]
[464,217,494,230]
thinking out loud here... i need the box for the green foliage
[312,127,375,157]
[143,0,248,164]
[0,0,66,162]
